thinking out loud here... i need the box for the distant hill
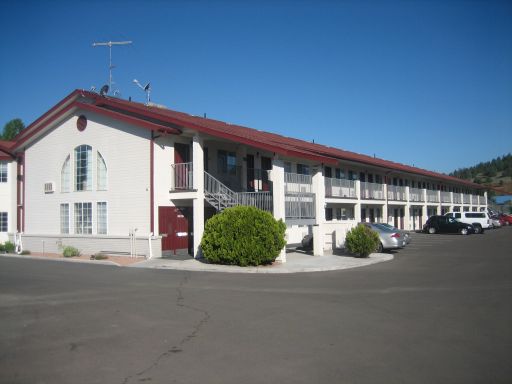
[450,154,512,195]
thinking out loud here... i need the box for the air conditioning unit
[44,182,55,193]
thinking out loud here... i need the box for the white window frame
[60,203,70,234]
[61,155,70,193]
[96,151,108,191]
[0,162,7,183]
[74,145,92,191]
[96,202,108,235]
[0,212,7,232]
[74,202,92,235]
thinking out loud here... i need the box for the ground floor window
[74,202,92,234]
[60,204,69,234]
[97,202,108,235]
[0,212,7,232]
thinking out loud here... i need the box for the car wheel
[460,228,469,235]
[428,227,436,234]
[473,225,482,234]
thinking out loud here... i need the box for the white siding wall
[24,111,151,239]
[0,160,17,242]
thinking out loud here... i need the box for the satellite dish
[133,79,151,105]
[99,84,109,96]
[143,82,150,91]
[90,86,96,92]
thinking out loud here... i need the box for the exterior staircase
[204,171,273,212]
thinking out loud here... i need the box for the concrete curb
[129,253,394,274]
[0,253,121,267]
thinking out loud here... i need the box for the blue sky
[0,0,510,174]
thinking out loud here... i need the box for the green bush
[201,206,286,266]
[345,225,380,258]
[2,241,15,253]
[62,246,80,258]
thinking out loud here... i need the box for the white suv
[445,212,491,234]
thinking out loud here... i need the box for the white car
[445,211,491,234]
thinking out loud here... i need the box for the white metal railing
[237,191,273,212]
[285,193,315,219]
[463,194,470,204]
[479,195,487,205]
[360,182,384,200]
[325,178,356,198]
[471,195,478,205]
[453,193,462,204]
[426,190,439,203]
[204,172,273,212]
[409,187,424,202]
[171,162,193,190]
[285,172,312,194]
[441,191,451,203]
[387,185,406,201]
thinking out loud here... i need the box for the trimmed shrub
[3,241,15,253]
[345,225,380,258]
[20,250,31,255]
[201,206,286,266]
[62,246,80,258]
[91,254,108,260]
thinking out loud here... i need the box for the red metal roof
[10,89,485,189]
[0,140,15,160]
[88,91,483,189]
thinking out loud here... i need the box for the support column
[192,135,204,259]
[404,186,411,230]
[270,157,286,262]
[383,183,389,224]
[437,190,442,215]
[254,153,262,191]
[312,166,325,256]
[483,191,488,211]
[237,146,247,191]
[355,180,362,223]
[422,189,428,226]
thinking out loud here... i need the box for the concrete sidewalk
[130,251,394,273]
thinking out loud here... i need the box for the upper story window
[61,156,70,192]
[97,152,107,191]
[75,145,92,191]
[0,162,7,183]
[296,164,310,175]
[217,150,237,175]
[284,162,292,173]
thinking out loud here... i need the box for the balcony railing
[237,191,273,212]
[441,191,451,203]
[409,187,424,202]
[285,172,312,194]
[463,194,470,204]
[387,185,406,201]
[325,178,356,198]
[471,195,478,205]
[426,190,439,203]
[453,194,462,204]
[171,162,193,191]
[360,182,384,200]
[285,193,315,220]
[479,195,487,205]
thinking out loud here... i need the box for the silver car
[359,222,407,252]
[375,223,411,245]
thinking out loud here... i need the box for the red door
[159,206,192,254]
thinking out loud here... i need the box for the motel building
[0,90,487,261]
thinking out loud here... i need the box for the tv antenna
[92,40,132,94]
[133,79,151,105]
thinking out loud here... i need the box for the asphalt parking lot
[0,227,511,384]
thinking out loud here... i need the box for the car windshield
[448,217,458,223]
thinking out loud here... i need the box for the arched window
[75,145,92,191]
[61,155,70,192]
[97,152,107,191]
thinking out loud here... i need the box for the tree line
[1,118,25,140]
[450,154,512,182]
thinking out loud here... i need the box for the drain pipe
[147,232,153,259]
